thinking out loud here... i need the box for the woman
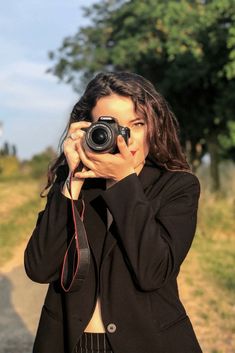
[24,72,203,353]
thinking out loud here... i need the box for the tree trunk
[185,140,202,173]
[207,134,220,192]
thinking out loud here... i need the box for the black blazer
[24,157,203,353]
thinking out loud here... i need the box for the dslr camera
[83,116,130,154]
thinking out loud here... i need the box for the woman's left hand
[74,135,135,181]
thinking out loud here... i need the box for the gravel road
[0,244,47,353]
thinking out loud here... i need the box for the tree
[48,0,235,191]
[0,142,18,157]
[12,144,17,157]
[29,147,57,179]
[2,142,10,156]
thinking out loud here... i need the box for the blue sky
[0,0,96,160]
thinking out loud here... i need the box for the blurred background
[0,1,234,353]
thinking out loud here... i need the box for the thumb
[117,135,130,158]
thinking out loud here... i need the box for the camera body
[83,116,130,153]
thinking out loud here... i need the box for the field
[0,178,45,266]
[0,163,234,353]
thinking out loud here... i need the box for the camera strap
[60,171,90,292]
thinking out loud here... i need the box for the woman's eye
[133,122,145,127]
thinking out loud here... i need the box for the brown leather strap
[60,170,90,292]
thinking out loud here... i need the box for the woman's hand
[63,121,92,172]
[75,135,136,181]
[62,121,93,199]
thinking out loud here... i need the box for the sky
[0,0,96,160]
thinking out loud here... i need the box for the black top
[24,156,203,353]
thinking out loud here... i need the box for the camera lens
[91,128,108,145]
[85,122,115,152]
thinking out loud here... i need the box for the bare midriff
[84,296,106,332]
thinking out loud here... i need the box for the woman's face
[91,94,149,175]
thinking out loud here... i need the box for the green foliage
[27,147,56,179]
[219,121,235,161]
[48,0,235,166]
[0,147,56,182]
[0,141,17,157]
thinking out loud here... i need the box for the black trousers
[75,332,114,353]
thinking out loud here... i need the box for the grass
[195,161,235,297]
[0,178,45,266]
[197,195,234,238]
[194,234,235,295]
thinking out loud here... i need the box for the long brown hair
[43,71,191,194]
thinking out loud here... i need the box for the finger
[64,134,84,154]
[74,170,97,179]
[85,149,110,161]
[63,136,85,171]
[72,165,89,178]
[69,121,92,132]
[76,140,95,170]
[63,137,77,153]
[62,143,80,172]
[117,135,131,158]
[81,165,89,172]
[63,135,79,151]
[67,121,92,137]
[66,130,85,141]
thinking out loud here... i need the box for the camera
[83,116,130,153]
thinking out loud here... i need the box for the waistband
[78,332,113,351]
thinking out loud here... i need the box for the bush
[28,147,56,179]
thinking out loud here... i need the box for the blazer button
[107,323,116,333]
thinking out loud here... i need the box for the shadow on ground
[0,265,47,353]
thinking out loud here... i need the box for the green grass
[0,179,45,266]
[0,198,43,266]
[193,234,235,295]
[192,288,204,297]
[194,163,235,297]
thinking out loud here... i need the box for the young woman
[24,72,203,353]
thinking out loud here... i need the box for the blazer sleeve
[24,172,83,284]
[101,171,200,291]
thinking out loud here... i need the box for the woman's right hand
[63,121,92,172]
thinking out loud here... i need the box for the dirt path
[178,243,235,353]
[0,238,234,353]
[0,242,47,353]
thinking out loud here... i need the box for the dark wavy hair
[43,71,191,194]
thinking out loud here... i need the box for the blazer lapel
[101,156,164,263]
[82,180,107,268]
[83,155,163,268]
[101,223,117,263]
[138,154,163,192]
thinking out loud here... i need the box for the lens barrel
[84,116,130,154]
[85,122,115,152]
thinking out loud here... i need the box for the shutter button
[107,323,116,333]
